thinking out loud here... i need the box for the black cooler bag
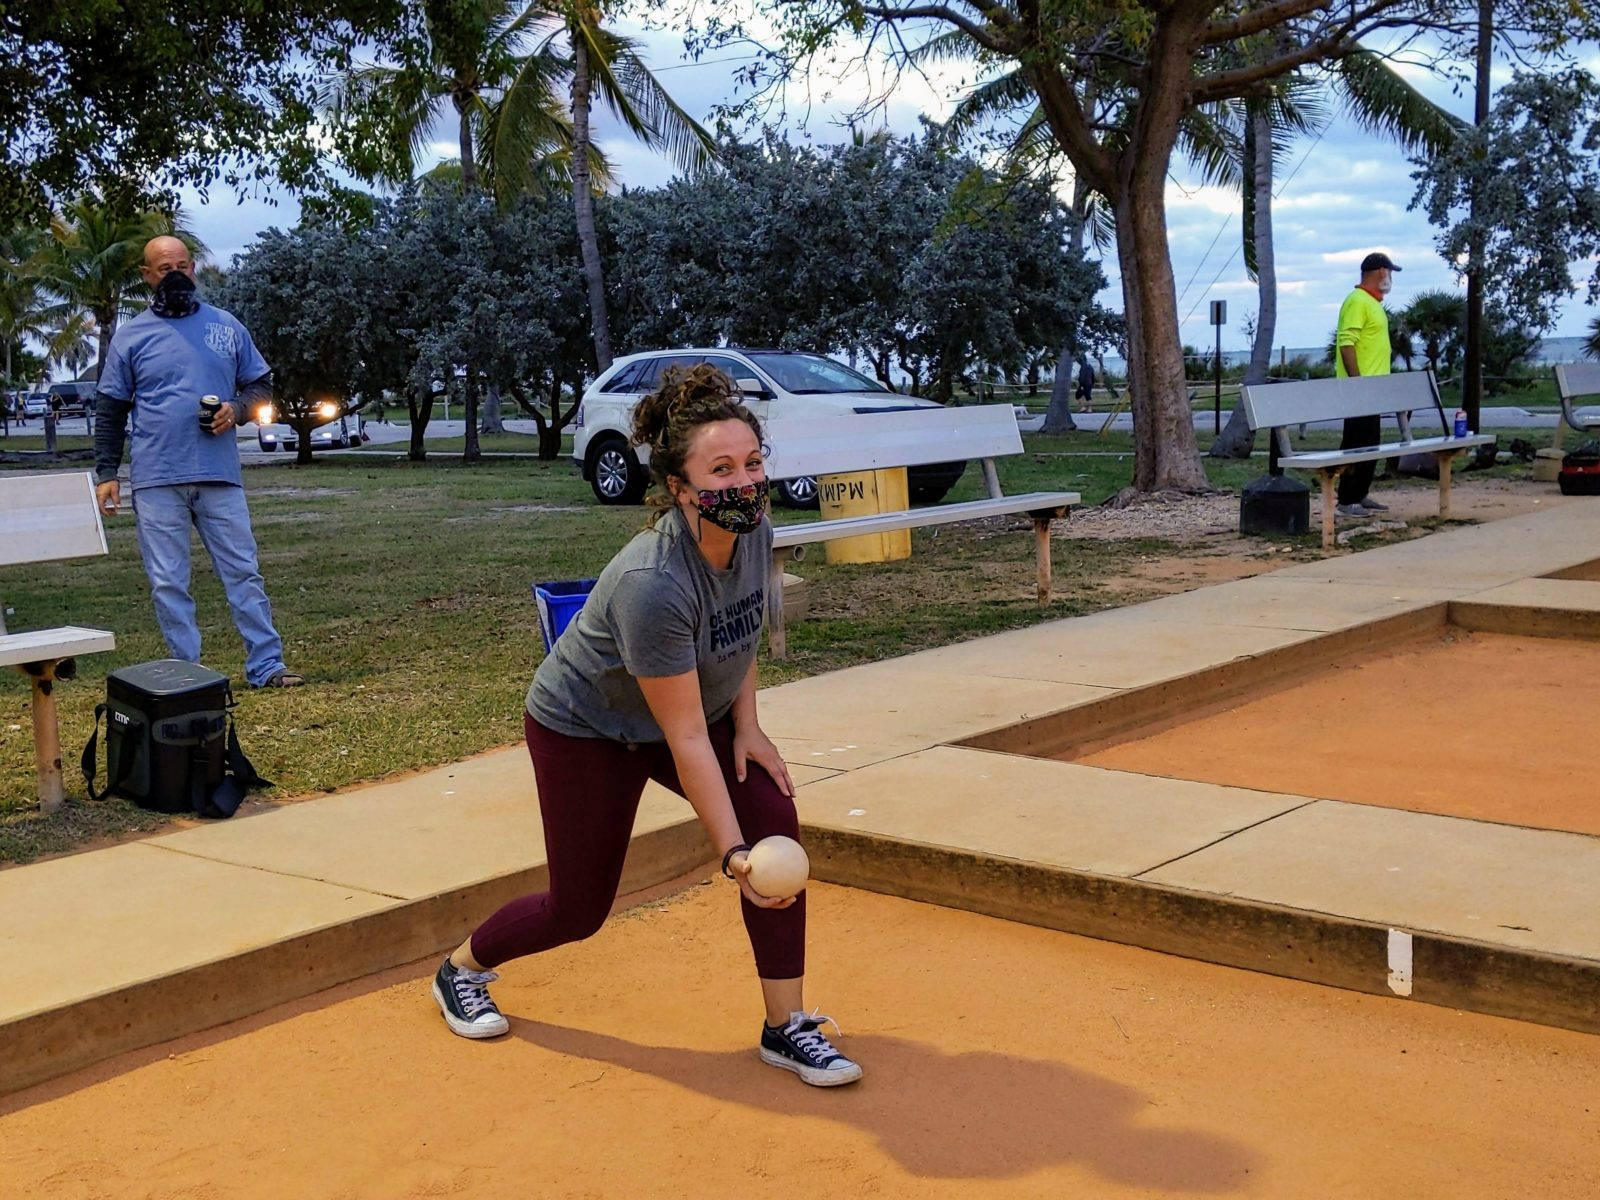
[83,659,270,818]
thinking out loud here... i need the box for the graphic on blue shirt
[99,302,270,491]
[710,586,766,654]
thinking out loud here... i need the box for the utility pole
[1463,0,1492,433]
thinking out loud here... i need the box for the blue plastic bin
[533,578,597,652]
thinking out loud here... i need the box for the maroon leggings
[470,713,806,979]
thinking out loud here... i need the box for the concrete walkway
[5,501,1600,1093]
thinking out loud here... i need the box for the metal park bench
[1239,370,1493,551]
[0,472,117,812]
[764,404,1079,658]
[1555,363,1600,436]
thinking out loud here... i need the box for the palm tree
[1585,314,1599,361]
[329,0,571,194]
[1403,290,1468,376]
[329,0,694,411]
[32,193,201,380]
[545,1,716,370]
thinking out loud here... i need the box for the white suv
[572,348,968,507]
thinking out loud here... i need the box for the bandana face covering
[693,480,768,534]
[150,270,200,318]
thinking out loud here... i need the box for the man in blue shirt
[93,236,303,688]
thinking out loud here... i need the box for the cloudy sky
[182,8,1600,355]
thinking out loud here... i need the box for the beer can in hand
[200,394,222,433]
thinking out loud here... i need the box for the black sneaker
[759,1011,863,1087]
[432,957,510,1039]
[1358,496,1389,511]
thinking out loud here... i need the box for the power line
[1178,123,1328,330]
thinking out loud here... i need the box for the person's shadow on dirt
[510,1019,1253,1192]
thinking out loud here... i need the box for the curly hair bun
[631,362,742,450]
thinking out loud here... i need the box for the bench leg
[1033,517,1053,604]
[1318,469,1343,552]
[23,661,64,815]
[1437,451,1456,519]
[767,549,790,661]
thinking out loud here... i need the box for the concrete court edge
[0,820,714,1095]
[805,826,1600,1037]
[956,605,1448,761]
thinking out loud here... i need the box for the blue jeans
[133,483,286,686]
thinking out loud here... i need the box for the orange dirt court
[5,883,1597,1199]
[1082,629,1600,835]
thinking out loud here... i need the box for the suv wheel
[776,475,820,509]
[589,436,648,505]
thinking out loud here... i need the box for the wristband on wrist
[720,843,752,879]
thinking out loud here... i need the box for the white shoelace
[452,968,501,1018]
[786,1010,845,1062]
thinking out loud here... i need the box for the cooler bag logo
[205,322,238,357]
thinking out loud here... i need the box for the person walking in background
[1333,252,1399,517]
[93,236,304,689]
[1074,354,1096,412]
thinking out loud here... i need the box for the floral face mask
[692,480,768,534]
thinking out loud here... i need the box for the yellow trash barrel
[818,468,911,564]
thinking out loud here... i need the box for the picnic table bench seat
[763,404,1078,657]
[1240,370,1493,551]
[0,471,116,812]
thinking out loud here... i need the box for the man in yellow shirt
[1333,251,1399,515]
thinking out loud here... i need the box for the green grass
[347,432,574,455]
[0,427,1554,862]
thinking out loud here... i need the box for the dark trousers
[1337,415,1382,504]
[470,713,806,979]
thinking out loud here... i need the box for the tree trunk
[456,96,478,189]
[462,372,481,463]
[295,421,314,465]
[408,390,433,462]
[1042,341,1079,433]
[570,28,613,371]
[94,309,116,385]
[1214,109,1275,460]
[1113,180,1208,492]
[480,382,505,434]
[1245,110,1276,389]
[539,374,564,459]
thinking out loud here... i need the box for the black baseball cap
[1360,252,1401,273]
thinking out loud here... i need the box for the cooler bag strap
[225,716,272,790]
[81,703,108,802]
[81,703,140,803]
[198,712,273,819]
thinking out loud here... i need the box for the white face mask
[1376,271,1393,295]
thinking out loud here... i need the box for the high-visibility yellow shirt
[1334,286,1391,378]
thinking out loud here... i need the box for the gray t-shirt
[527,508,772,743]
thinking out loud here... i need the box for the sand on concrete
[1080,629,1600,836]
[4,882,1598,1200]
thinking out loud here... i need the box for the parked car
[572,348,968,506]
[21,391,51,418]
[254,406,366,452]
[47,381,97,416]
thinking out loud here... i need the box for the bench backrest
[762,404,1022,481]
[1555,363,1600,430]
[1239,370,1445,432]
[0,472,109,568]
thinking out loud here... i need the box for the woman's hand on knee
[728,850,796,909]
[732,724,794,797]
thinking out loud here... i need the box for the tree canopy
[1,0,406,224]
